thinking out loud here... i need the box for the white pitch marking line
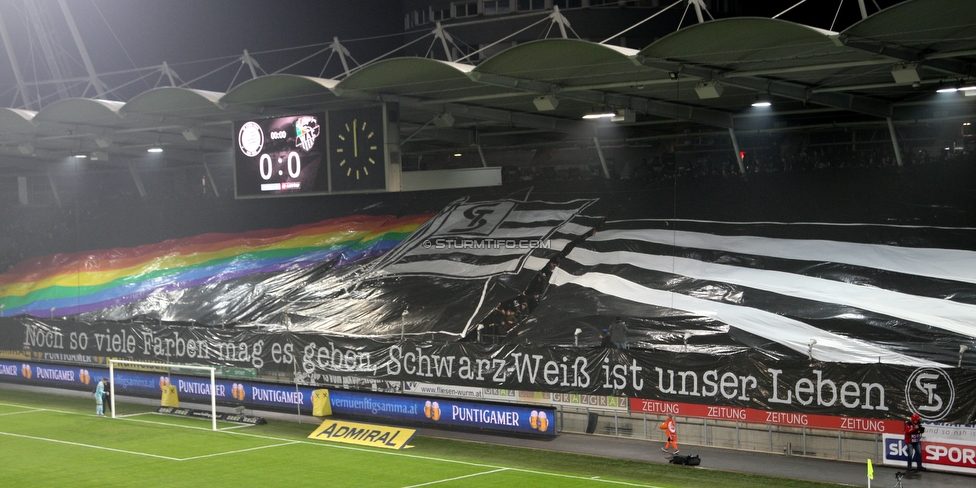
[402,468,509,488]
[226,430,667,488]
[0,430,182,461]
[0,400,663,487]
[0,408,45,417]
[177,441,299,461]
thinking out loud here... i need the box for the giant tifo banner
[0,214,428,318]
[3,319,975,429]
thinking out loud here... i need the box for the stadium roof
[0,0,974,173]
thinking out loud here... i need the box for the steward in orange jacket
[659,414,679,453]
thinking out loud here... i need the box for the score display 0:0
[259,151,301,180]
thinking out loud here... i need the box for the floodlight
[611,109,636,123]
[182,128,199,141]
[433,113,455,127]
[533,94,559,111]
[891,64,920,84]
[94,137,111,148]
[694,81,723,99]
[751,100,772,107]
[582,111,616,120]
[147,147,164,153]
[17,144,34,155]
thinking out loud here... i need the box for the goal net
[108,359,218,431]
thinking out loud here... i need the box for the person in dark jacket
[609,317,628,349]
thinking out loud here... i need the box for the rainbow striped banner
[0,214,429,317]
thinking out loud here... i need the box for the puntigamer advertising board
[0,360,555,437]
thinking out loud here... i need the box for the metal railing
[555,405,881,462]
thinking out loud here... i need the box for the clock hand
[353,118,358,158]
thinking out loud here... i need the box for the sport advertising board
[882,424,976,475]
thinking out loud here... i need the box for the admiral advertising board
[233,106,389,198]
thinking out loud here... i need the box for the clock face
[329,106,386,192]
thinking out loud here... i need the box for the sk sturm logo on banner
[444,202,516,236]
[905,367,954,421]
[364,198,596,280]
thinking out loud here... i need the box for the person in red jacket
[903,413,925,471]
[659,414,679,454]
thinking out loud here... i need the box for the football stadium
[1,1,975,486]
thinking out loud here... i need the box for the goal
[108,359,218,431]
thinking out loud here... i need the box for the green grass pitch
[0,388,842,487]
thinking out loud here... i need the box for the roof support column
[240,50,261,79]
[331,37,352,77]
[0,7,31,109]
[203,161,220,197]
[432,22,454,62]
[728,128,746,174]
[593,136,610,179]
[129,164,147,198]
[550,6,569,39]
[886,117,904,167]
[476,144,488,168]
[47,172,61,208]
[58,0,105,98]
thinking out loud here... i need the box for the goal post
[108,359,218,431]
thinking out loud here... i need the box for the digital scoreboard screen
[233,106,387,198]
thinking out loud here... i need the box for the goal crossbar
[108,359,218,431]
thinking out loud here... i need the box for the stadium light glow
[147,147,164,153]
[582,111,616,120]
[751,100,772,107]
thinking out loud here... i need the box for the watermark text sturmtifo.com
[423,238,551,250]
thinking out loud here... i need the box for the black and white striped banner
[548,219,976,367]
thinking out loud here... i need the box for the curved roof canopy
[0,0,973,169]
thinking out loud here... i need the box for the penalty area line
[402,468,509,488]
[176,441,300,462]
[0,430,182,461]
[224,430,667,487]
